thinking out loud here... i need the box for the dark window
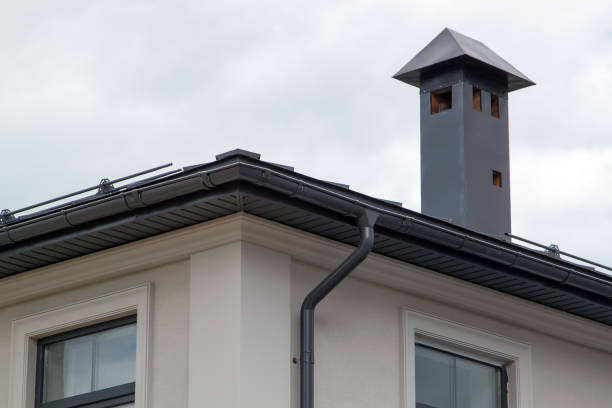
[415,344,508,408]
[492,171,502,188]
[473,87,482,111]
[491,94,500,118]
[35,315,137,408]
[431,87,452,114]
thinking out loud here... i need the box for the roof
[1,149,611,325]
[393,28,535,91]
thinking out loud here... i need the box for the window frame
[34,315,137,408]
[415,342,508,408]
[8,284,150,408]
[402,308,533,408]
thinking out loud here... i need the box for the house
[1,28,611,408]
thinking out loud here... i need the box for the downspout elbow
[300,210,378,408]
[300,210,377,313]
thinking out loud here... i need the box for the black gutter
[300,210,378,408]
[0,185,239,261]
[1,153,610,301]
[234,160,612,297]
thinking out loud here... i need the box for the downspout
[300,210,378,408]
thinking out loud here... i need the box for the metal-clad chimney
[394,28,535,239]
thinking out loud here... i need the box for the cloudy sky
[1,1,611,270]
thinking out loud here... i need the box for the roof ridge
[443,27,467,55]
[449,28,529,78]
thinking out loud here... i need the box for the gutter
[300,210,378,408]
[236,160,612,299]
[1,154,610,300]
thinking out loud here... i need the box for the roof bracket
[97,178,116,195]
[546,244,561,259]
[0,209,15,225]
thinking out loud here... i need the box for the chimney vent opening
[492,170,502,187]
[472,87,482,111]
[491,94,500,118]
[431,87,452,114]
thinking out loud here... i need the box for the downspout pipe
[300,210,378,408]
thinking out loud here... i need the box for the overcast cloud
[1,0,612,270]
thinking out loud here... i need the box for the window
[492,171,502,188]
[415,344,507,408]
[472,87,482,112]
[35,315,137,408]
[402,309,533,408]
[9,284,149,408]
[431,87,452,114]
[491,94,500,118]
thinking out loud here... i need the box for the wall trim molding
[0,214,244,308]
[240,214,612,353]
[1,213,610,353]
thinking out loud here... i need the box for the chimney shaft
[394,28,534,239]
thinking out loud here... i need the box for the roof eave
[393,57,535,91]
[0,154,610,324]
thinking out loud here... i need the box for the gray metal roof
[393,28,535,91]
[1,149,611,325]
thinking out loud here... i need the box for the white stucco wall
[0,260,191,408]
[290,260,612,408]
[188,241,291,408]
[0,214,610,408]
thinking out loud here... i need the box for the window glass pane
[456,358,500,408]
[43,336,93,401]
[415,345,453,408]
[94,324,137,390]
[42,322,136,402]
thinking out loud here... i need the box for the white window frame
[8,283,151,408]
[402,308,533,408]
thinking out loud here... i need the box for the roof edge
[1,156,610,309]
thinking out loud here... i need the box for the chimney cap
[393,28,535,92]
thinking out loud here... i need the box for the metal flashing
[215,148,261,161]
[393,28,535,91]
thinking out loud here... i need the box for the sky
[1,1,612,270]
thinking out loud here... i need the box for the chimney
[394,28,535,239]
